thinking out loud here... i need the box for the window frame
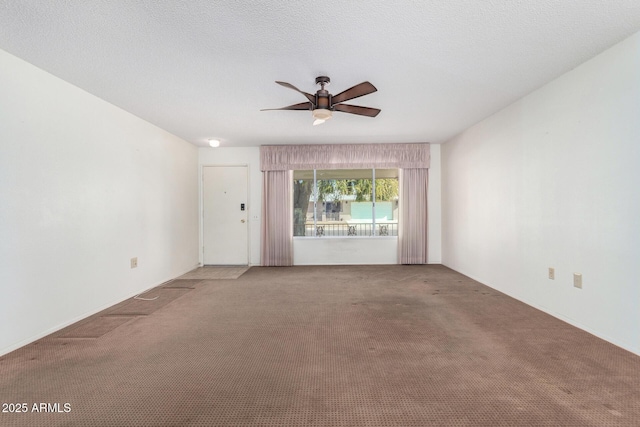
[293,168,398,238]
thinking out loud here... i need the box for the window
[293,169,399,237]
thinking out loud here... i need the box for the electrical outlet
[573,273,582,289]
[131,257,138,268]
[548,267,555,280]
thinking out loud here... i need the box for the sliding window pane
[374,169,399,236]
[293,170,316,236]
[316,169,373,236]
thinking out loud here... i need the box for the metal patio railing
[294,222,397,237]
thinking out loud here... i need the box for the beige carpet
[1,265,639,426]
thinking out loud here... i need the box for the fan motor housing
[315,93,331,110]
[315,76,331,110]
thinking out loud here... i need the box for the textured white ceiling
[1,1,640,147]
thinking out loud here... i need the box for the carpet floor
[0,265,638,426]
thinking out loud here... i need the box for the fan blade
[332,104,381,117]
[275,81,316,103]
[261,102,313,111]
[331,81,377,104]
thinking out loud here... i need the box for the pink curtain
[261,170,293,266]
[398,168,429,264]
[261,143,430,171]
[259,144,430,266]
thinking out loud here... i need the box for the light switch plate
[573,273,582,288]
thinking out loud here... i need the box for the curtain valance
[260,143,430,171]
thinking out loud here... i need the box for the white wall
[441,32,640,355]
[199,147,262,265]
[0,50,200,356]
[294,237,398,265]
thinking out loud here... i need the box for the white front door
[202,166,249,265]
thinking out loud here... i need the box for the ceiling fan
[262,76,381,125]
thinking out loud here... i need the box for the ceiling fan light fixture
[312,108,332,125]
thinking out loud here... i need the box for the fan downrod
[315,76,330,90]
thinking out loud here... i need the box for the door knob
[241,219,245,223]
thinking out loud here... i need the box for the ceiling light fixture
[208,139,220,147]
[312,108,332,126]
